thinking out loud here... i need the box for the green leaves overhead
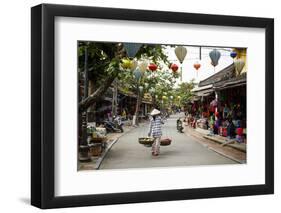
[135,44,170,66]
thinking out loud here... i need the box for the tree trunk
[133,86,142,126]
[79,43,123,113]
[152,94,157,108]
[79,71,118,112]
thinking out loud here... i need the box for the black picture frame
[31,3,274,209]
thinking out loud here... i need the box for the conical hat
[150,109,161,116]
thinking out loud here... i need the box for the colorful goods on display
[236,127,243,136]
[210,99,218,107]
[219,127,228,137]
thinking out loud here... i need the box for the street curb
[208,147,246,164]
[94,124,141,169]
[185,127,246,164]
[203,135,246,153]
[94,138,118,169]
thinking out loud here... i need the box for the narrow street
[99,113,236,169]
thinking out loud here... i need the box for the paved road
[99,113,236,170]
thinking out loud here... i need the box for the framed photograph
[31,4,274,209]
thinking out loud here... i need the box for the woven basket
[160,138,172,146]
[89,143,102,156]
[138,137,154,146]
[91,137,106,143]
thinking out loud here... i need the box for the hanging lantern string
[167,55,233,62]
[168,52,246,58]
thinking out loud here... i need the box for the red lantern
[193,63,201,70]
[170,63,178,72]
[148,63,157,71]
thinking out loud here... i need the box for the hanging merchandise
[148,63,157,72]
[234,58,245,75]
[123,43,142,58]
[174,46,187,81]
[209,49,221,70]
[210,99,218,107]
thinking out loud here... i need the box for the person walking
[148,109,164,156]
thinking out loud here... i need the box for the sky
[164,46,234,85]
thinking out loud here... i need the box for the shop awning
[191,84,213,92]
[197,91,214,97]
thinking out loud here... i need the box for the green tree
[78,41,125,112]
[173,80,196,107]
[117,45,175,124]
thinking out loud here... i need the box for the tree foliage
[173,80,196,106]
[78,42,182,110]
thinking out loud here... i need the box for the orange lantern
[193,62,201,70]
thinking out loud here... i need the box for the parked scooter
[103,120,122,133]
[113,115,124,133]
[177,118,184,133]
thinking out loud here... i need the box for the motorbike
[114,121,124,132]
[103,120,122,133]
[177,118,184,133]
[113,116,124,133]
